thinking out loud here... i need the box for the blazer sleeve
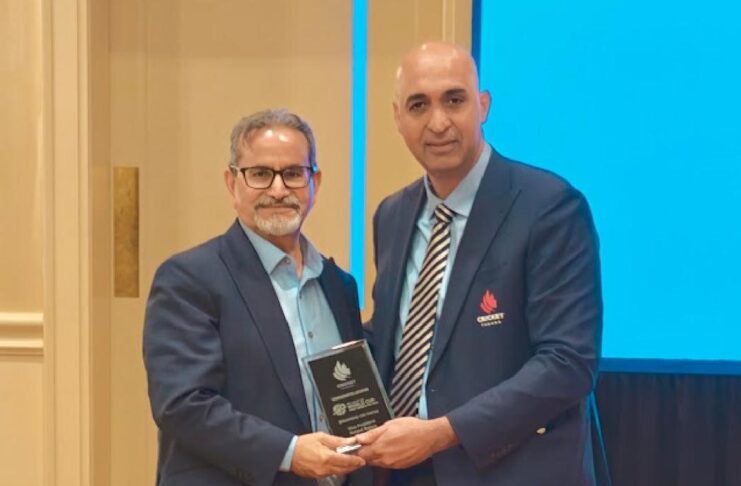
[143,256,294,486]
[446,186,602,468]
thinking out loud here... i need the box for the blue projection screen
[476,0,741,372]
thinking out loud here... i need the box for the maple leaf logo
[333,361,351,381]
[480,290,498,314]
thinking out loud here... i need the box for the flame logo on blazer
[477,290,505,327]
[480,290,498,314]
[333,361,352,381]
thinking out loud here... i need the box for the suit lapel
[375,182,426,386]
[429,152,520,372]
[318,258,361,343]
[219,221,311,431]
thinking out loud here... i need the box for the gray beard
[254,211,301,236]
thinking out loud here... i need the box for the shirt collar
[422,143,492,220]
[239,220,323,280]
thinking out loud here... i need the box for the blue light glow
[477,0,741,369]
[351,0,367,305]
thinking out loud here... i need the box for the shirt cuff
[279,435,298,472]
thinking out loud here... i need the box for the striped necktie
[390,203,454,417]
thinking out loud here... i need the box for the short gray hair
[229,109,317,169]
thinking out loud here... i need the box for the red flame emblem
[480,290,498,314]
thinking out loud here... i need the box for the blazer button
[536,427,546,435]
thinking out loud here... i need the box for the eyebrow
[404,93,428,106]
[404,88,469,106]
[444,88,468,98]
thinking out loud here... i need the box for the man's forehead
[241,126,305,148]
[237,126,309,162]
[396,49,479,100]
[397,69,477,102]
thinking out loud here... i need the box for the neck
[427,174,460,199]
[427,143,485,199]
[240,218,306,277]
[267,233,304,278]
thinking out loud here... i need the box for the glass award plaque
[305,339,393,437]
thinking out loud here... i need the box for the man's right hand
[290,432,366,479]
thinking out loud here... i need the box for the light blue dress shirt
[395,144,492,419]
[241,223,343,477]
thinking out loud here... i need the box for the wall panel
[0,0,45,484]
[0,356,43,486]
[0,0,44,310]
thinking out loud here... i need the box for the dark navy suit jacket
[368,149,605,485]
[143,221,370,486]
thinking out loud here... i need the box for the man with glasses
[144,109,369,485]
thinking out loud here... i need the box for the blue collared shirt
[240,223,343,474]
[395,144,492,419]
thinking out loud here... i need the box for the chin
[255,215,302,237]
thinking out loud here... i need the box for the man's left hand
[354,416,458,469]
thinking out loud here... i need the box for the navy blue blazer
[143,221,370,486]
[368,149,604,485]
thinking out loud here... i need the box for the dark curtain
[596,372,741,486]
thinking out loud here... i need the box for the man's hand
[354,416,459,469]
[290,432,366,479]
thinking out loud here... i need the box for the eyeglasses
[230,165,315,189]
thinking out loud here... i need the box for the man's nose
[427,107,452,133]
[266,173,290,198]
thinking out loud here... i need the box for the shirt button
[282,257,290,265]
[308,331,314,339]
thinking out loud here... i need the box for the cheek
[459,117,480,141]
[399,119,423,140]
[233,186,258,215]
[233,197,252,219]
[400,128,424,152]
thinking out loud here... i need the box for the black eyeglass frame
[229,164,317,189]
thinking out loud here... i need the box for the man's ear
[393,101,402,132]
[311,169,322,201]
[224,168,236,198]
[479,90,491,124]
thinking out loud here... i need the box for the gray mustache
[254,196,301,211]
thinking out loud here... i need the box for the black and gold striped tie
[390,203,454,417]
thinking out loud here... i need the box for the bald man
[357,42,606,485]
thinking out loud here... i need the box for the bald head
[394,42,481,103]
[391,41,490,198]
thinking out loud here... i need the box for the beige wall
[0,0,45,485]
[0,1,471,484]
[0,1,44,311]
[364,0,471,316]
[0,357,44,485]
